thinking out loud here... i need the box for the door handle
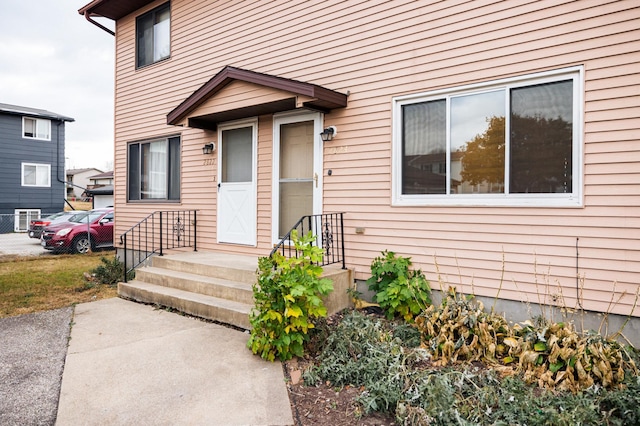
[314,173,318,188]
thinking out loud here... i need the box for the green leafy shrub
[305,310,421,413]
[90,256,134,286]
[247,231,333,361]
[366,250,431,321]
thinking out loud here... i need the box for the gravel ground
[0,307,73,425]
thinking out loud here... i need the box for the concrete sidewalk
[56,298,293,425]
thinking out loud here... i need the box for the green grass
[0,251,118,317]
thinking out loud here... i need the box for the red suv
[28,211,81,239]
[41,208,114,254]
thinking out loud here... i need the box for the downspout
[84,11,115,36]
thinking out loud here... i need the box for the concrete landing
[56,297,293,425]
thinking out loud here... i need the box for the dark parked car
[28,211,81,239]
[41,208,114,254]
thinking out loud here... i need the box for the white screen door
[217,122,257,245]
[273,113,322,243]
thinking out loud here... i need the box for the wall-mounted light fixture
[202,143,215,155]
[320,126,337,142]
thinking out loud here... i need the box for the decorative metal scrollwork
[173,216,185,242]
[322,221,333,256]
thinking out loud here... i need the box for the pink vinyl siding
[112,0,640,316]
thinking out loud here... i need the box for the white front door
[217,120,257,246]
[272,112,323,243]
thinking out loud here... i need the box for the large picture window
[136,2,170,68]
[128,136,180,201]
[393,67,582,206]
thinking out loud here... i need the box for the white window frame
[392,66,584,207]
[21,163,51,187]
[14,209,41,232]
[22,117,51,141]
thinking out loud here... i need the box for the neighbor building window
[23,117,51,140]
[14,209,40,232]
[128,136,180,201]
[393,66,583,207]
[136,2,171,68]
[21,163,51,187]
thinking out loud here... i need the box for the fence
[0,212,44,234]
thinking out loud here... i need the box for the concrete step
[135,266,254,305]
[119,280,252,330]
[151,252,258,285]
[118,250,353,331]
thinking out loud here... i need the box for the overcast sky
[0,0,115,171]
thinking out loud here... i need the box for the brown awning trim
[78,0,154,21]
[167,66,348,129]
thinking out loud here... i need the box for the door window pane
[279,182,313,238]
[280,121,313,179]
[510,80,573,193]
[221,127,253,183]
[279,121,314,238]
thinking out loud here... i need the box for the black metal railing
[120,210,198,282]
[270,212,345,269]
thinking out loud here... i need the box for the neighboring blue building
[0,103,74,233]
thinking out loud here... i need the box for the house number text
[203,159,216,166]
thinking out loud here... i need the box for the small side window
[136,3,171,68]
[23,117,51,140]
[22,163,51,187]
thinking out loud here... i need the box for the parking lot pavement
[0,233,50,257]
[0,307,73,426]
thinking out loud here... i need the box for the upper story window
[22,163,51,187]
[23,117,51,140]
[136,2,171,68]
[127,136,180,201]
[393,66,583,207]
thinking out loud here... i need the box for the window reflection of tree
[458,114,571,194]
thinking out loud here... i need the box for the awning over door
[167,66,348,130]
